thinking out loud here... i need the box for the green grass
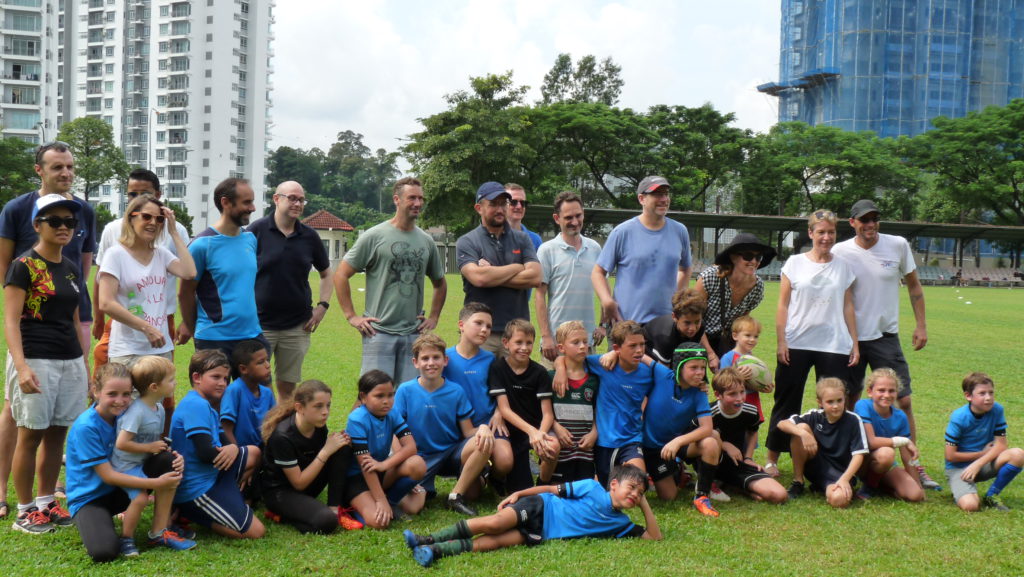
[2,274,1024,575]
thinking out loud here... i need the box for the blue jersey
[346,405,411,476]
[587,355,655,448]
[189,228,261,341]
[170,390,222,502]
[66,406,117,516]
[393,378,473,455]
[540,479,639,540]
[945,403,1007,469]
[642,363,712,448]
[220,378,276,448]
[443,345,495,427]
[854,399,910,440]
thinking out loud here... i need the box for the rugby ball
[736,354,774,393]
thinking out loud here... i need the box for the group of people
[2,142,1021,566]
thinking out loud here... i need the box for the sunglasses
[35,140,71,164]
[857,214,880,223]
[36,215,78,229]
[132,211,166,224]
[126,191,156,200]
[813,210,835,220]
[508,199,529,208]
[737,252,763,262]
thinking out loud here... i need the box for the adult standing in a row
[336,177,447,384]
[250,181,333,399]
[593,176,692,325]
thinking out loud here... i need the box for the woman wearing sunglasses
[694,233,778,367]
[97,195,195,366]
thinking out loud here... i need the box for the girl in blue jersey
[853,368,925,502]
[346,370,427,529]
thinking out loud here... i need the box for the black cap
[850,199,880,219]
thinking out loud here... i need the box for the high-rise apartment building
[758,0,1024,138]
[1,0,273,229]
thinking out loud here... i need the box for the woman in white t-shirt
[763,210,859,478]
[97,195,196,365]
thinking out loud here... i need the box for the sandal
[0,500,8,519]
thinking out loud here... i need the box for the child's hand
[498,492,520,509]
[904,441,920,462]
[374,498,392,527]
[798,432,818,457]
[578,428,597,451]
[361,457,385,474]
[737,365,753,380]
[831,479,852,501]
[723,444,743,465]
[553,422,573,448]
[488,413,509,437]
[148,440,169,454]
[599,351,618,371]
[324,431,347,454]
[171,451,185,474]
[475,425,494,453]
[660,439,682,462]
[528,430,548,456]
[213,444,239,470]
[156,470,182,489]
[961,461,982,482]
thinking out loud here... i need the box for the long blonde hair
[119,195,164,249]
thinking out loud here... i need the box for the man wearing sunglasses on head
[504,183,542,252]
[832,199,938,490]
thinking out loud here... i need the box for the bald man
[248,181,333,399]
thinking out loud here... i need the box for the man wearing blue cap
[456,182,541,355]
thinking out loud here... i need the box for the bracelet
[317,301,330,310]
[315,455,327,464]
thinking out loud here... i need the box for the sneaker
[11,507,55,534]
[403,529,433,550]
[855,486,875,501]
[984,494,1011,512]
[169,523,196,541]
[764,462,780,478]
[337,507,364,531]
[45,501,73,528]
[787,481,805,500]
[446,494,477,516]
[119,537,140,557]
[148,529,197,551]
[692,495,720,518]
[263,510,282,524]
[917,465,943,491]
[709,482,731,502]
[391,505,412,523]
[413,545,437,568]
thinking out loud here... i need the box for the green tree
[0,136,37,204]
[540,53,624,106]
[57,117,130,201]
[266,145,325,198]
[167,201,194,237]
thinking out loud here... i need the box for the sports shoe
[12,507,55,534]
[119,537,140,557]
[413,545,437,568]
[337,507,364,531]
[446,494,477,516]
[709,482,731,502]
[403,529,433,550]
[692,495,720,518]
[45,501,73,528]
[984,494,1011,512]
[169,523,196,540]
[787,481,805,500]
[148,529,197,551]
[917,465,942,491]
[855,486,875,501]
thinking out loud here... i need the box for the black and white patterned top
[699,265,765,337]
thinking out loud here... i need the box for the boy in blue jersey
[442,303,514,492]
[221,340,276,447]
[402,464,661,567]
[394,334,493,516]
[944,372,1024,512]
[641,343,719,516]
[170,350,264,539]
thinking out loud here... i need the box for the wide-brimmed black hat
[714,233,777,269]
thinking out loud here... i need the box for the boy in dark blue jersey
[402,464,661,567]
[170,350,264,538]
[221,339,276,447]
[944,372,1024,512]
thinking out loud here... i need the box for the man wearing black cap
[456,181,541,354]
[833,199,937,490]
[592,176,692,325]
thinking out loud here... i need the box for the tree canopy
[57,117,129,201]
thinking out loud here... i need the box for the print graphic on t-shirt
[23,257,55,320]
[389,241,426,297]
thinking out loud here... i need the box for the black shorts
[507,494,545,546]
[805,456,858,493]
[343,471,384,504]
[850,333,912,398]
[551,460,596,484]
[716,457,771,490]
[642,446,682,482]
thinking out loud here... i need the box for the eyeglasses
[131,211,166,224]
[126,191,156,200]
[276,194,308,206]
[857,214,880,223]
[509,199,529,208]
[35,141,71,165]
[36,215,78,229]
[813,210,835,220]
[737,252,763,262]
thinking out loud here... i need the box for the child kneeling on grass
[853,368,925,502]
[67,363,194,562]
[402,464,661,567]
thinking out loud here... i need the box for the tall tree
[0,137,38,204]
[540,53,624,106]
[266,145,325,197]
[57,116,129,201]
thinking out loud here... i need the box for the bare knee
[1005,448,1024,467]
[699,437,720,460]
[243,518,266,539]
[872,447,895,470]
[957,494,981,512]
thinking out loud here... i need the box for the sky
[269,1,782,155]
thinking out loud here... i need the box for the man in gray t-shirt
[335,177,447,384]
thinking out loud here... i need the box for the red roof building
[302,210,354,231]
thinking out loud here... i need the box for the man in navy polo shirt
[456,181,541,355]
[248,181,332,399]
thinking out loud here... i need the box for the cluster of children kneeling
[66,302,1023,567]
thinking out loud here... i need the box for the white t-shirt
[781,253,856,355]
[99,243,179,357]
[832,234,916,341]
[96,219,190,314]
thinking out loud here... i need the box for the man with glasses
[504,183,542,251]
[833,199,938,490]
[248,181,332,399]
[457,181,541,354]
[335,177,447,384]
[592,176,692,326]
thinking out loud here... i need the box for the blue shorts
[420,438,469,494]
[176,446,254,533]
[594,443,643,487]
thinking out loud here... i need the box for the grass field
[1,274,1023,576]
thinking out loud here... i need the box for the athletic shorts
[7,355,87,429]
[342,471,384,504]
[551,460,596,484]
[805,455,858,493]
[264,323,311,384]
[642,446,682,482]
[507,494,545,546]
[119,451,177,500]
[945,462,999,502]
[716,457,771,490]
[420,438,469,494]
[594,443,643,487]
[851,333,913,398]
[176,446,254,533]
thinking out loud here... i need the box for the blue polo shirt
[66,406,117,516]
[443,345,496,427]
[540,479,639,540]
[456,223,538,329]
[220,378,276,447]
[189,227,261,341]
[393,378,473,456]
[247,215,330,330]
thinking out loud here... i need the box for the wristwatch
[317,301,330,310]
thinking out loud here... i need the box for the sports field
[1,274,1022,576]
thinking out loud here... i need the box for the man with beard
[457,182,540,355]
[177,178,267,370]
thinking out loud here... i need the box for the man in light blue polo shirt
[535,191,604,364]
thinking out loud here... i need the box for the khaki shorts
[264,323,311,383]
[6,354,88,429]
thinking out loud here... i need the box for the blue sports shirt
[189,228,261,341]
[642,363,712,448]
[170,390,222,502]
[587,355,655,448]
[854,399,910,440]
[945,403,1007,469]
[443,345,496,427]
[540,479,639,540]
[66,406,117,516]
[346,405,411,476]
[393,378,473,456]
[220,378,276,448]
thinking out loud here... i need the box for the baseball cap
[637,176,670,195]
[850,199,880,219]
[31,193,80,222]
[475,181,511,203]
